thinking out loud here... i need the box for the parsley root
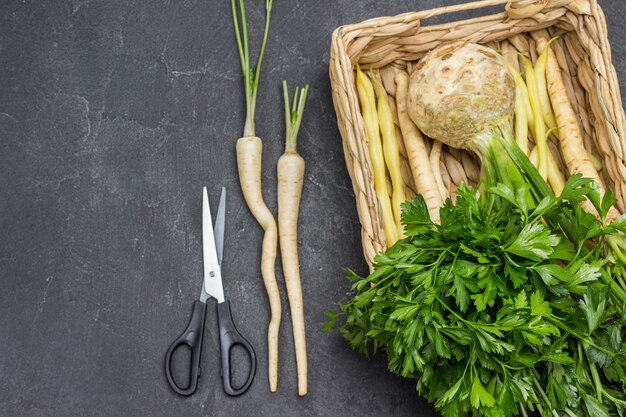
[395,71,443,223]
[278,81,309,396]
[430,140,448,201]
[534,38,558,133]
[537,37,621,222]
[236,137,280,392]
[232,0,281,392]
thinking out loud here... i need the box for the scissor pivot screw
[209,271,215,277]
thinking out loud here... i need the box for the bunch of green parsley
[327,176,626,416]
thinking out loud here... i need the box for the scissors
[165,187,256,396]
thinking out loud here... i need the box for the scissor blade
[214,187,226,266]
[202,187,225,303]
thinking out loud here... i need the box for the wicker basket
[330,0,626,266]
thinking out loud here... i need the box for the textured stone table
[1,1,624,416]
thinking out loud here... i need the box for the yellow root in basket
[523,56,549,180]
[355,66,399,246]
[534,38,558,133]
[512,72,529,155]
[374,77,406,236]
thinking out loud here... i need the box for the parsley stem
[433,293,473,328]
[532,369,559,417]
[586,359,604,402]
[530,387,554,417]
[519,405,530,417]
[232,0,273,137]
[608,236,626,265]
[607,237,626,293]
[619,268,626,295]
[493,128,591,255]
[564,408,578,417]
[602,388,626,407]
[601,237,626,303]
[547,317,615,356]
[497,126,553,198]
[282,81,309,153]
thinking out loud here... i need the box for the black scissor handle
[165,300,207,396]
[217,300,257,396]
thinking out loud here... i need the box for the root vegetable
[534,38,558,132]
[408,42,516,154]
[407,41,530,192]
[278,81,309,396]
[524,56,549,180]
[513,72,529,155]
[537,37,620,222]
[430,141,448,201]
[529,146,539,167]
[520,75,535,139]
[232,0,281,392]
[374,77,407,234]
[395,72,443,223]
[236,137,281,391]
[511,62,563,195]
[356,66,399,246]
[547,149,565,194]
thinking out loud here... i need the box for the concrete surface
[1,0,624,416]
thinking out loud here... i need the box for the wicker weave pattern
[330,0,626,266]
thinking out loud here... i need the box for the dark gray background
[1,1,624,416]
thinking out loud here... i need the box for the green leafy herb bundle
[328,176,626,416]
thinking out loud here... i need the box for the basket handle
[505,0,574,19]
[506,0,552,19]
[393,0,573,25]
